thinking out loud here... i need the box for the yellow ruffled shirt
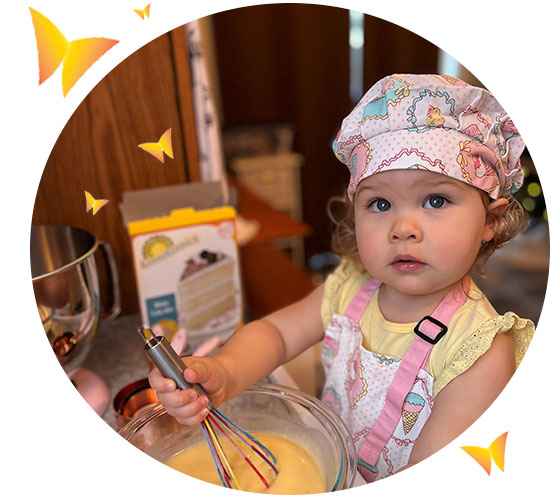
[321,257,534,396]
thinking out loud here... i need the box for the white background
[2,1,550,496]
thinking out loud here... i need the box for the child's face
[353,169,498,297]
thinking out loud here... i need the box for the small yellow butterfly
[138,128,174,163]
[29,8,119,97]
[85,191,109,215]
[134,3,151,19]
[461,431,508,475]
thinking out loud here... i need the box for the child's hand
[148,355,229,426]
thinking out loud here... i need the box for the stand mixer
[31,224,121,415]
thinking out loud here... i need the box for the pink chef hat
[332,74,525,200]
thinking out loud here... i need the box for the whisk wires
[208,412,269,489]
[201,420,229,487]
[211,409,279,477]
[200,406,279,490]
[202,416,242,489]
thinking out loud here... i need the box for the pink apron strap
[358,278,469,481]
[345,279,382,322]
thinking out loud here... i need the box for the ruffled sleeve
[434,312,535,396]
[321,257,369,328]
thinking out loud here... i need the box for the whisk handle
[138,327,210,401]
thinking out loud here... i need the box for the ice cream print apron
[321,279,467,482]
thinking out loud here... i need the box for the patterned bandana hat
[333,74,525,200]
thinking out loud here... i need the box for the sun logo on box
[143,235,174,259]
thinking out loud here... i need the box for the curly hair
[327,189,529,276]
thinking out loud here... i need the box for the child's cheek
[435,237,478,267]
[358,239,385,270]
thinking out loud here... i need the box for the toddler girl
[149,74,535,482]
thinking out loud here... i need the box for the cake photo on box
[178,250,236,330]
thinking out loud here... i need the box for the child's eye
[368,198,391,212]
[424,195,449,209]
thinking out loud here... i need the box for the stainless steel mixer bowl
[31,224,120,372]
[119,383,357,492]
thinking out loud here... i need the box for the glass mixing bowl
[119,383,357,492]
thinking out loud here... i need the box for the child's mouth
[391,255,425,273]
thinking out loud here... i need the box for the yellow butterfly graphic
[138,128,174,163]
[85,191,109,215]
[461,432,508,475]
[29,8,119,97]
[134,4,151,19]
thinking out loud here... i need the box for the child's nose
[389,214,423,242]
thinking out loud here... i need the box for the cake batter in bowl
[119,383,357,493]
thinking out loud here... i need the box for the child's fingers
[148,366,176,393]
[161,392,211,425]
[175,396,211,424]
[156,387,200,410]
[177,408,210,426]
[174,406,210,426]
[182,357,215,385]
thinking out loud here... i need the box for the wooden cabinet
[32,26,200,315]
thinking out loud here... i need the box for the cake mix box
[120,182,242,351]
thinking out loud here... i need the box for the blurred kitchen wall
[205,4,440,261]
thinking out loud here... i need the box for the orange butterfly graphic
[29,7,119,97]
[134,4,151,19]
[138,128,174,163]
[85,191,109,215]
[461,432,508,475]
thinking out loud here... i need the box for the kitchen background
[31,4,548,428]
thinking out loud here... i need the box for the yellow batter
[164,432,325,494]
